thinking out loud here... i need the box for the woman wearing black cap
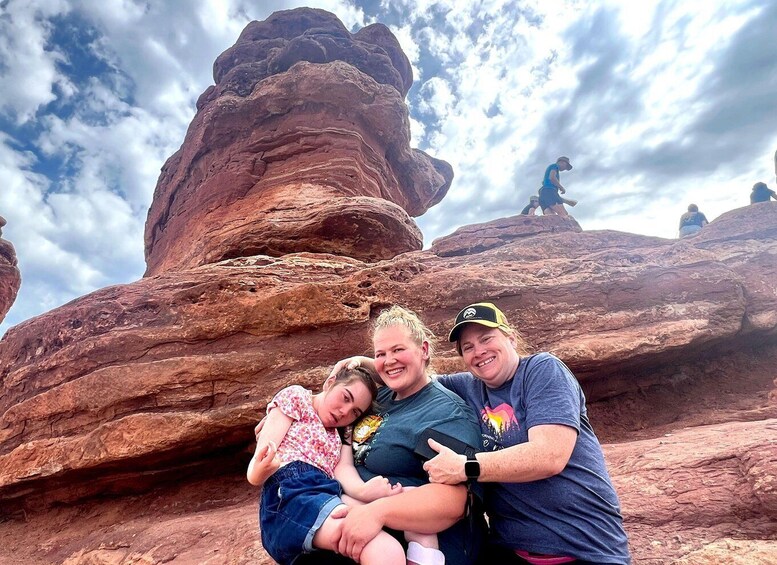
[425,302,630,565]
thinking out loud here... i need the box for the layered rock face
[143,8,450,276]
[1,8,776,565]
[0,216,20,324]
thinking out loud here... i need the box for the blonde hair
[497,323,532,356]
[372,305,435,369]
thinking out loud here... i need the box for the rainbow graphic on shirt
[483,403,518,440]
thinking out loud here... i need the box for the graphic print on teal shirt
[482,402,520,451]
[352,413,384,465]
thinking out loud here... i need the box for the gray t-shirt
[437,353,631,564]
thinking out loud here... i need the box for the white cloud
[0,133,112,332]
[0,1,74,123]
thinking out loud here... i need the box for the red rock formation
[430,213,582,256]
[1,8,776,565]
[0,226,20,325]
[144,7,449,275]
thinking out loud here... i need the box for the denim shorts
[679,224,702,238]
[260,461,344,565]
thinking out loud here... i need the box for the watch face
[465,459,480,479]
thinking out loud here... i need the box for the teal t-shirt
[353,380,485,565]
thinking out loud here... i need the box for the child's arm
[334,444,403,502]
[246,408,293,486]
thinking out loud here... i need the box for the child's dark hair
[332,365,381,414]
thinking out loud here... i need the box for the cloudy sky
[1,0,776,335]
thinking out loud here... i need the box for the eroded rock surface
[430,213,583,256]
[0,236,20,325]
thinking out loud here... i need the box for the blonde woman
[290,306,486,565]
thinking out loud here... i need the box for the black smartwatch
[464,455,480,481]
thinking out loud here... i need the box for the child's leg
[312,504,405,565]
[405,532,445,565]
[405,531,444,565]
[405,530,438,549]
[402,486,443,564]
[359,531,406,565]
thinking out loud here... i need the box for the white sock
[406,541,445,565]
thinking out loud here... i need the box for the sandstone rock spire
[0,215,20,325]
[143,7,452,276]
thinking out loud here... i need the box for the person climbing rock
[539,157,577,217]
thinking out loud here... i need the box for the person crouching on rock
[678,203,708,238]
[521,195,541,216]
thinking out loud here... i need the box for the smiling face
[314,379,374,428]
[373,324,430,400]
[459,324,521,388]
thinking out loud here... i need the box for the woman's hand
[337,503,386,561]
[328,356,376,379]
[422,439,467,484]
[358,475,403,502]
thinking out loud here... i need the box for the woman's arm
[424,424,577,484]
[246,408,293,486]
[337,482,467,560]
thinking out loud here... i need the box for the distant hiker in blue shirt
[750,182,777,204]
[538,156,577,217]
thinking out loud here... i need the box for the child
[520,195,541,215]
[248,366,407,565]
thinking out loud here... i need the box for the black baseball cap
[448,302,511,343]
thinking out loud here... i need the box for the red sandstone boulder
[3,205,777,508]
[0,236,20,325]
[208,7,412,102]
[430,213,583,256]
